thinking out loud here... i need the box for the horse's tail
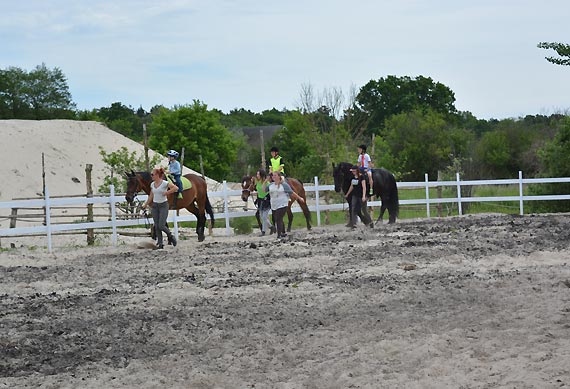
[205,195,215,227]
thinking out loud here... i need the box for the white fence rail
[1,171,570,252]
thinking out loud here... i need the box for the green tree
[98,146,162,193]
[528,118,570,212]
[268,111,330,182]
[27,63,76,119]
[473,131,511,178]
[538,42,570,66]
[379,109,470,181]
[148,101,238,182]
[353,75,457,135]
[0,63,75,119]
[97,102,145,140]
[0,67,28,118]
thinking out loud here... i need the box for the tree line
[1,42,569,211]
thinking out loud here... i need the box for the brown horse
[241,175,311,232]
[125,171,214,242]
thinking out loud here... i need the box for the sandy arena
[1,213,570,388]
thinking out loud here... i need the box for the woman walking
[264,172,305,239]
[142,167,179,249]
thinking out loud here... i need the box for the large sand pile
[0,120,220,202]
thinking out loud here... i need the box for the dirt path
[2,214,570,388]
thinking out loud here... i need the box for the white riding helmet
[167,150,179,158]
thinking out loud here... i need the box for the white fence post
[223,180,231,236]
[456,172,463,216]
[425,173,430,219]
[519,170,524,216]
[110,184,118,246]
[314,176,321,227]
[45,186,53,253]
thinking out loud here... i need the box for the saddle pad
[167,175,192,196]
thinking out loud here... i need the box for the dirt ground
[1,213,570,388]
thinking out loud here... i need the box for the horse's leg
[197,213,206,242]
[194,188,208,242]
[299,198,312,230]
[186,203,201,238]
[255,209,262,231]
[286,202,294,232]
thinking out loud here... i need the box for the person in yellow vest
[268,146,285,179]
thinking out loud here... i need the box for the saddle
[166,174,192,198]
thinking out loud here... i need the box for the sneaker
[260,231,266,236]
[156,244,164,249]
[369,188,373,195]
[270,226,276,235]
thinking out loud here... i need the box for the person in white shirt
[142,167,179,249]
[263,172,304,239]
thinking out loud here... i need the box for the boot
[168,234,177,247]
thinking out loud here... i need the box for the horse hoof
[198,235,205,242]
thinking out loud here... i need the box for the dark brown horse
[333,162,399,224]
[125,171,214,242]
[241,175,311,232]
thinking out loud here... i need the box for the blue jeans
[173,174,183,194]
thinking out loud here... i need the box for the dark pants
[152,201,173,245]
[349,196,372,227]
[272,207,287,237]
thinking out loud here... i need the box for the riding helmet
[270,146,279,152]
[167,150,179,158]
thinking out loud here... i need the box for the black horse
[332,162,399,224]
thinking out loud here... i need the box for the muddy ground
[1,213,570,388]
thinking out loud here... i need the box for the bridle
[241,177,255,196]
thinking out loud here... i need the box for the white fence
[1,171,570,253]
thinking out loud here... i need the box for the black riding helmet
[270,146,279,152]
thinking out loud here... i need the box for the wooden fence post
[9,208,18,228]
[86,164,95,245]
[260,129,266,170]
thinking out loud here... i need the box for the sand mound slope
[0,119,220,201]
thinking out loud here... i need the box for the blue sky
[1,0,569,119]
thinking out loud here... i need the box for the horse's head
[125,170,142,205]
[332,162,352,194]
[241,175,255,202]
[332,163,343,193]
